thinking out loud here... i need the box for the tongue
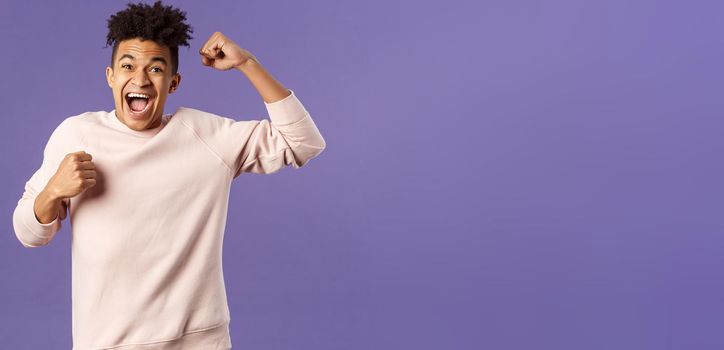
[130,98,148,112]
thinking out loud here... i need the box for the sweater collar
[107,109,171,137]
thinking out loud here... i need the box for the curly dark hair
[106,0,193,74]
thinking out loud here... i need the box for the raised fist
[199,31,259,70]
[47,151,97,200]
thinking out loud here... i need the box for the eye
[151,67,163,73]
[121,64,132,70]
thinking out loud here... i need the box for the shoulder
[47,110,108,149]
[173,107,232,122]
[56,110,107,132]
[172,107,238,133]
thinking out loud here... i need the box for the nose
[131,69,150,87]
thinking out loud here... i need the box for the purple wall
[1,0,722,349]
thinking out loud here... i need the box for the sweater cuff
[23,199,60,239]
[263,89,309,126]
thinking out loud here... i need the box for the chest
[69,123,231,212]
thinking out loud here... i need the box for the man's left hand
[199,32,258,71]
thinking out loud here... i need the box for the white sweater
[12,90,326,349]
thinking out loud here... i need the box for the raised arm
[196,31,326,177]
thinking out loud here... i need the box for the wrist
[235,56,261,74]
[40,187,63,203]
[34,189,63,224]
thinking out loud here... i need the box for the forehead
[116,38,171,60]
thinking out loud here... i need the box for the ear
[105,66,114,88]
[169,73,182,93]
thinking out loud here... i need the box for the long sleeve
[12,120,72,248]
[180,89,326,178]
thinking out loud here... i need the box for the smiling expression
[105,38,181,131]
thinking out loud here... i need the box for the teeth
[127,93,150,99]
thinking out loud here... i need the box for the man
[11,1,325,349]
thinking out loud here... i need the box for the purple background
[1,0,722,349]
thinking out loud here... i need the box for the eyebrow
[119,54,168,65]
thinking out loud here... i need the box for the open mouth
[124,92,154,118]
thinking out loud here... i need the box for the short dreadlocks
[106,0,193,75]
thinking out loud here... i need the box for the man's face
[105,38,181,131]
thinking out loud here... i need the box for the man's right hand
[46,151,97,199]
[33,151,96,224]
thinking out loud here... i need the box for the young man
[12,1,325,349]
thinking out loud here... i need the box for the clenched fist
[34,151,96,224]
[199,31,259,70]
[48,151,97,199]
